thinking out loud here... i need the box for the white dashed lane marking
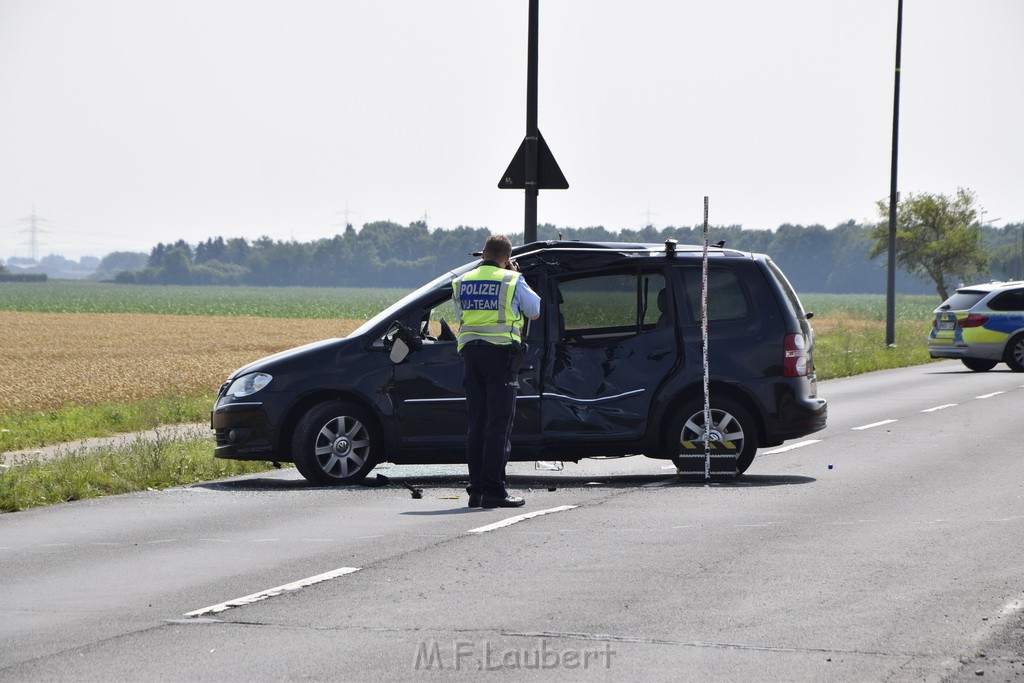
[466,505,577,534]
[761,440,821,455]
[851,419,897,431]
[975,391,1005,399]
[185,567,362,618]
[921,403,957,413]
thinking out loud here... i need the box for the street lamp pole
[885,0,904,347]
[498,0,568,245]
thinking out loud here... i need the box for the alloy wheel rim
[314,416,370,477]
[682,408,745,449]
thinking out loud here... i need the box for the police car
[928,281,1024,372]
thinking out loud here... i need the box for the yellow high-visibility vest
[452,264,523,351]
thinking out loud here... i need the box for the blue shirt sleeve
[512,278,541,319]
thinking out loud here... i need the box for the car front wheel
[1005,334,1024,373]
[962,358,998,372]
[291,401,379,485]
[667,397,758,475]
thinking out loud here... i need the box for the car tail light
[784,333,808,377]
[959,314,989,328]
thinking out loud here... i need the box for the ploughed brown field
[0,312,361,414]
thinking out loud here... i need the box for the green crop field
[1,280,941,321]
[801,293,940,322]
[0,280,408,319]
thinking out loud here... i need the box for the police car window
[557,271,666,335]
[989,289,1024,312]
[680,267,751,323]
[943,291,986,310]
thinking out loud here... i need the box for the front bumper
[211,399,278,460]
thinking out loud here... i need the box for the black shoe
[468,493,482,508]
[480,494,525,508]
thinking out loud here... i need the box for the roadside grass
[0,432,277,513]
[0,394,213,453]
[802,293,940,379]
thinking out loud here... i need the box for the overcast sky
[1,0,1022,261]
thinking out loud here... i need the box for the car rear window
[942,291,988,311]
[764,258,806,319]
[680,266,751,323]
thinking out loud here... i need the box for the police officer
[452,234,541,508]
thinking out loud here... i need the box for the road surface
[1,360,1023,680]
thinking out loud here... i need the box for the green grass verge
[0,433,278,513]
[802,293,941,380]
[812,320,936,379]
[0,394,214,453]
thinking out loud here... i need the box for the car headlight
[225,372,273,398]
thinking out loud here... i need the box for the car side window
[989,289,1024,312]
[556,270,666,341]
[420,292,459,341]
[680,266,751,324]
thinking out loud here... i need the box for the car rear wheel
[1005,333,1024,372]
[667,397,757,475]
[291,401,379,485]
[962,358,998,372]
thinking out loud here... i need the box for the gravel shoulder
[0,422,210,467]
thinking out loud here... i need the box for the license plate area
[938,321,955,330]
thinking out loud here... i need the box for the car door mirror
[389,337,411,364]
[385,320,422,364]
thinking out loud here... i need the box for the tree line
[0,262,47,282]
[112,215,1024,296]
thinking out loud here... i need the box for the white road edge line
[467,505,577,534]
[975,391,1005,399]
[921,404,957,413]
[851,419,897,431]
[761,439,821,455]
[184,567,361,617]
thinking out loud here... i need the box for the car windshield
[347,261,479,338]
[941,290,987,311]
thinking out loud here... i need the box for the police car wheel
[667,397,757,475]
[1005,333,1024,373]
[961,358,998,372]
[292,401,379,485]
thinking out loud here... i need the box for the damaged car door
[541,268,679,443]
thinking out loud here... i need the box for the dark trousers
[461,343,517,497]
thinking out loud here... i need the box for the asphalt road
[1,360,1023,681]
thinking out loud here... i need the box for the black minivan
[212,240,826,484]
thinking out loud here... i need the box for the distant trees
[869,189,989,299]
[91,251,149,281]
[0,261,47,282]
[104,214,1022,294]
